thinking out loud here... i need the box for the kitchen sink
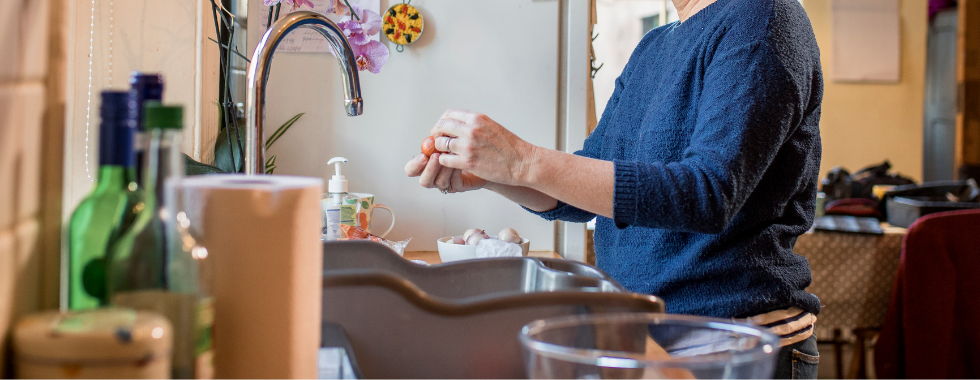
[320,241,664,378]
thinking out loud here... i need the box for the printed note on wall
[258,0,381,53]
[830,0,901,83]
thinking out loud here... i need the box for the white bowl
[436,236,530,263]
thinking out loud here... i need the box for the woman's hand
[404,153,487,193]
[405,108,612,217]
[404,151,563,213]
[430,109,538,186]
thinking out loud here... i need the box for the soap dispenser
[322,157,357,240]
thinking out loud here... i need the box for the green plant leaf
[184,153,225,176]
[265,155,277,174]
[213,99,249,173]
[214,126,244,173]
[265,113,305,150]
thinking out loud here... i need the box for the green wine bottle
[107,103,214,379]
[67,91,140,310]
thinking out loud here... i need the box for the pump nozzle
[327,157,349,194]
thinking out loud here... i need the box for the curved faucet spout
[245,11,363,175]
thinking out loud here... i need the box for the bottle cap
[327,157,348,194]
[99,91,134,167]
[128,72,164,98]
[128,72,164,131]
[143,102,183,130]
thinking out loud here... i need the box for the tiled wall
[3,0,213,371]
[0,0,59,374]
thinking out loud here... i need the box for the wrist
[515,144,544,186]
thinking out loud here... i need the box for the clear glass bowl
[519,313,779,379]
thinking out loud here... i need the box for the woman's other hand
[431,109,537,186]
[404,153,487,193]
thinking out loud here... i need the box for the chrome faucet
[245,11,363,175]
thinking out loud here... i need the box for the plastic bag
[475,238,522,258]
[341,225,412,256]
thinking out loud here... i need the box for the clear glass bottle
[67,91,141,310]
[107,102,214,379]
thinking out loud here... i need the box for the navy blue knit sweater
[530,0,823,318]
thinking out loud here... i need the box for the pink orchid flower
[264,0,314,10]
[327,0,354,17]
[338,20,369,46]
[344,8,382,36]
[352,40,389,74]
[291,0,315,9]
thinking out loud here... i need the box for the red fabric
[875,209,980,379]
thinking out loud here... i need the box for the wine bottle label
[133,131,146,151]
[195,351,215,380]
[195,297,215,379]
[113,291,214,379]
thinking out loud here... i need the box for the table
[580,226,905,339]
[403,251,561,265]
[795,225,906,378]
[796,225,906,340]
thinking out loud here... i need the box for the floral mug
[345,193,395,238]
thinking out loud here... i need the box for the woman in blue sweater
[406,0,822,377]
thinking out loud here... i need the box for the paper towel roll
[180,175,323,379]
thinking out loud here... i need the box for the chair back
[876,209,980,378]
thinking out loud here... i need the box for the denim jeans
[773,334,819,379]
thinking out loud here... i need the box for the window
[593,1,678,118]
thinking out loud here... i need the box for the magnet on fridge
[383,1,424,52]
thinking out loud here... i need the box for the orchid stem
[343,0,360,21]
[210,1,237,168]
[266,6,273,29]
[208,38,251,63]
[225,22,245,166]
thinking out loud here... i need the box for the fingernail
[418,155,426,163]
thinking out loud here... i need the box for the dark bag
[882,180,980,227]
[820,161,916,203]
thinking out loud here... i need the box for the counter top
[402,251,561,265]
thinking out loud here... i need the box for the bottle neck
[141,129,183,209]
[99,118,134,168]
[95,165,129,192]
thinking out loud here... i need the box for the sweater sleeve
[613,38,807,233]
[524,68,632,222]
